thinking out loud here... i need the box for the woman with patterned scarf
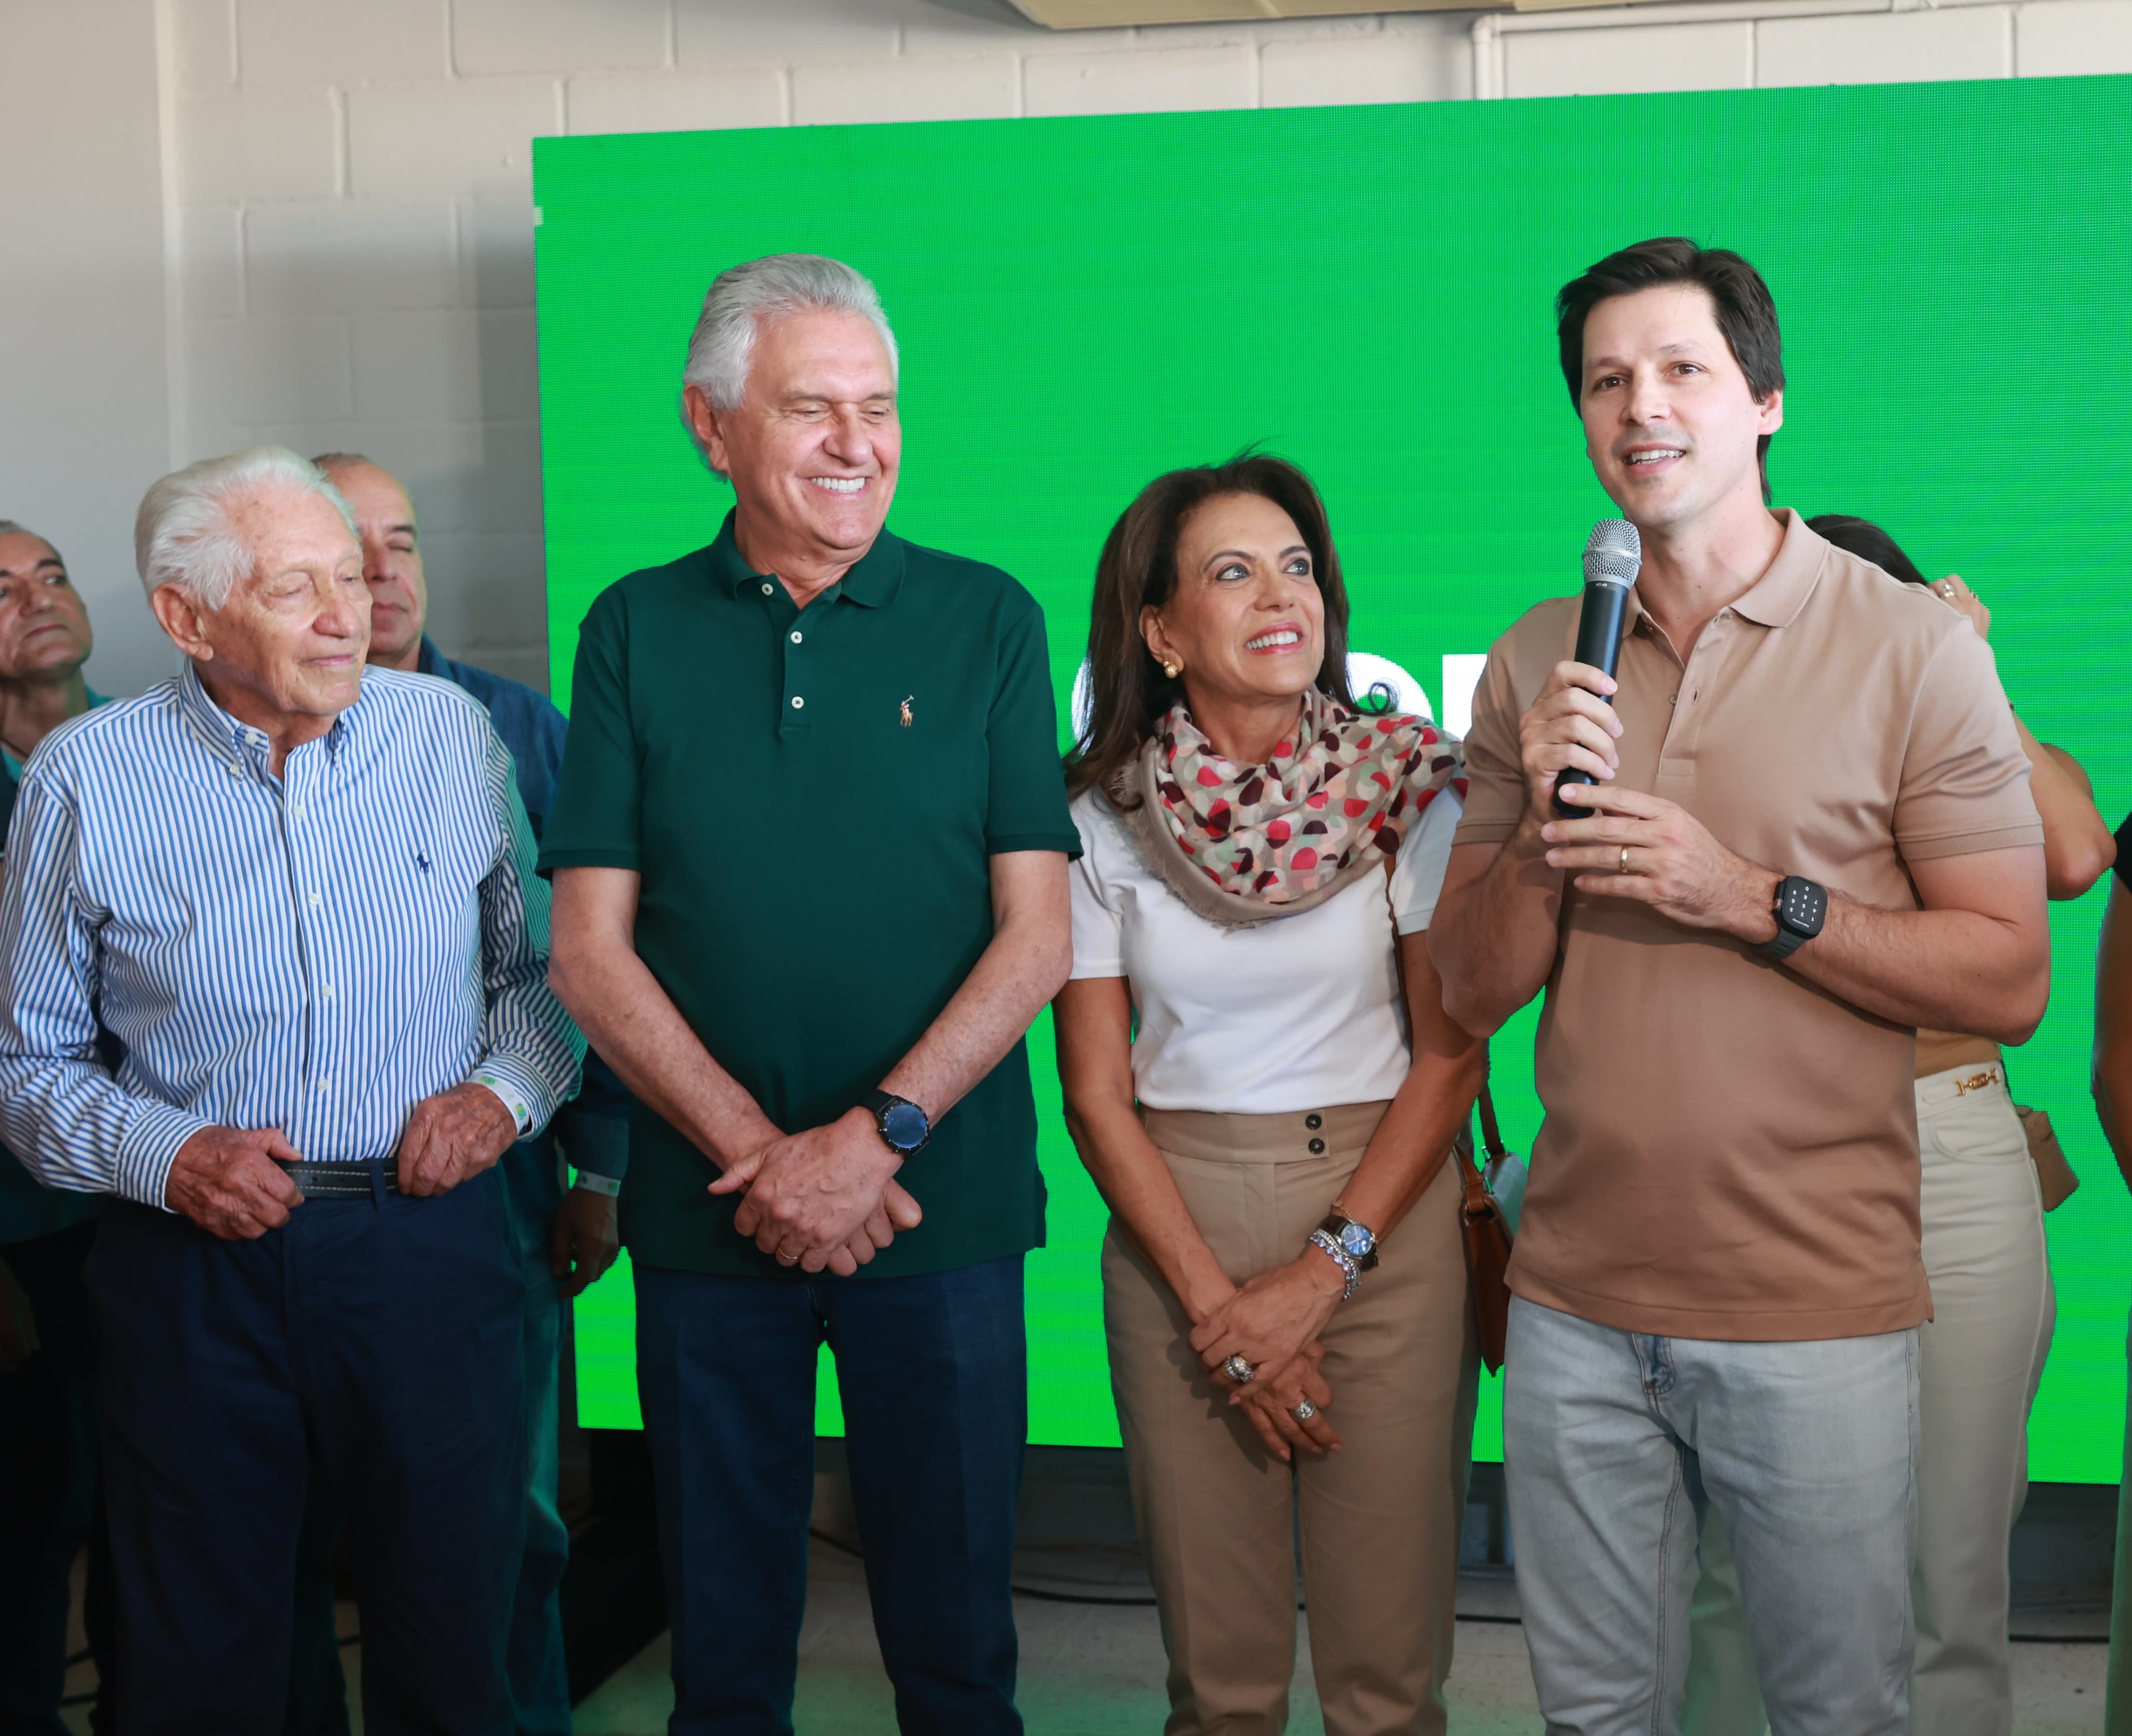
[1054,453,1486,1736]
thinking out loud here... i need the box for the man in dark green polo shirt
[544,254,1077,1735]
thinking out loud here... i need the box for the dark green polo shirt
[541,513,1079,1279]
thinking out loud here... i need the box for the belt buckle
[1954,1070,1998,1096]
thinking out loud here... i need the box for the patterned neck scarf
[1121,689,1465,929]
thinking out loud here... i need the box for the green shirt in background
[541,514,1080,1280]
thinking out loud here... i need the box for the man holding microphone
[1430,238,2049,1734]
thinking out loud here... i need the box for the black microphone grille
[1584,518,1642,588]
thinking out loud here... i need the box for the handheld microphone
[1551,518,1643,819]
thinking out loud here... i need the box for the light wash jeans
[1503,1295,1920,1736]
[1685,1066,2055,1736]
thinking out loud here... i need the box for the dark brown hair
[1555,237,1785,504]
[1065,453,1353,806]
[1808,514,1932,587]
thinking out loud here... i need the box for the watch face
[1337,1222,1375,1258]
[880,1101,929,1151]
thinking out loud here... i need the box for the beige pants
[1685,1064,2056,1736]
[1104,1101,1480,1736]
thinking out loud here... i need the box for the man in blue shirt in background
[320,453,630,1735]
[0,518,114,1735]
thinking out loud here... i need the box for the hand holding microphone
[1516,519,1641,821]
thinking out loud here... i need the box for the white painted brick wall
[1025,43,1258,114]
[453,0,670,77]
[566,69,786,136]
[347,78,563,201]
[2017,0,2132,72]
[1757,5,2014,86]
[1262,31,1465,106]
[1507,22,1753,97]
[153,0,2130,688]
[793,54,1021,125]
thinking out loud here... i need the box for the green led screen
[535,75,2132,1480]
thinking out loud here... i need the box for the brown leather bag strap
[1475,1083,1508,1165]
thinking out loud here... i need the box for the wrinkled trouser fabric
[1505,1295,1918,1736]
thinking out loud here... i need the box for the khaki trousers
[1104,1101,1480,1736]
[1685,1064,2055,1736]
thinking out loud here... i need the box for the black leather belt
[281,1162,399,1199]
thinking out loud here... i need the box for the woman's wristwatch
[1307,1212,1379,1301]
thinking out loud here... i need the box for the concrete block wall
[154,0,2132,690]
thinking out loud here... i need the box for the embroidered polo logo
[899,696,914,728]
[415,851,431,874]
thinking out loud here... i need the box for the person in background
[296,450,629,1735]
[1682,515,2114,1736]
[544,254,1077,1734]
[1054,454,1484,1736]
[1429,238,2051,1735]
[0,447,583,1734]
[2093,813,2132,1734]
[0,520,113,1735]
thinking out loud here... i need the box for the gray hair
[0,521,61,566]
[681,254,898,420]
[135,446,357,612]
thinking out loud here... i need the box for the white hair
[134,446,356,611]
[681,253,898,432]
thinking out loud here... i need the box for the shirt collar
[1624,507,1822,639]
[176,661,358,775]
[706,508,907,609]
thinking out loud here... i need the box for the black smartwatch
[860,1089,931,1157]
[1756,874,1827,962]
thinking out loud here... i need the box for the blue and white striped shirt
[0,664,583,1208]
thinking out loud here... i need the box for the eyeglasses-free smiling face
[687,308,901,577]
[1579,283,1783,536]
[0,533,93,684]
[1141,492,1326,722]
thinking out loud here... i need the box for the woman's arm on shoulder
[2024,726,2114,899]
[1053,975,1234,1326]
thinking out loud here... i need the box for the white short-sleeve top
[1067,783,1463,1115]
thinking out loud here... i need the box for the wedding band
[1940,583,1955,597]
[1618,845,1631,875]
[1293,1400,1318,1422]
[776,1250,800,1265]
[1222,1354,1256,1384]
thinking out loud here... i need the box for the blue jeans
[1503,1296,1919,1736]
[634,1256,1027,1736]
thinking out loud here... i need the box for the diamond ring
[1293,1400,1318,1422]
[1221,1353,1256,1384]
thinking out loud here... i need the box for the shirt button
[791,696,805,710]
[322,984,335,998]
[306,893,321,908]
[317,1079,331,1092]
[1305,1113,1323,1130]
[291,803,306,820]
[1308,1137,1326,1155]
[760,583,774,597]
[790,630,803,644]
[1668,693,1678,706]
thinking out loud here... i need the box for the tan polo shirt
[1453,510,2042,1341]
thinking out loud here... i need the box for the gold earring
[1160,658,1180,680]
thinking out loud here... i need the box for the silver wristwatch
[1307,1228,1361,1301]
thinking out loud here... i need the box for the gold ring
[1618,845,1631,875]
[776,1250,799,1266]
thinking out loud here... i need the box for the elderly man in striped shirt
[0,446,583,1735]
